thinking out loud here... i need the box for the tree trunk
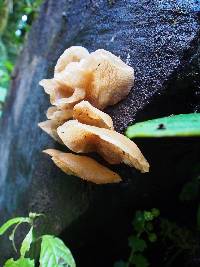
[0,0,199,265]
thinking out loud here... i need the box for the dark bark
[0,0,199,265]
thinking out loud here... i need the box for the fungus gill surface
[73,100,114,129]
[57,120,149,173]
[44,149,122,184]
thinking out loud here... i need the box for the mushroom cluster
[39,46,149,184]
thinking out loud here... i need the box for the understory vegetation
[115,165,200,267]
[0,1,200,266]
[0,0,42,116]
[0,213,76,267]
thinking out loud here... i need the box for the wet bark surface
[0,0,199,264]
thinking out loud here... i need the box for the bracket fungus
[39,46,134,110]
[57,120,149,173]
[44,149,121,184]
[73,101,114,129]
[39,46,149,184]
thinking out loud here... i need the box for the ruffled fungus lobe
[39,79,86,109]
[39,46,134,110]
[57,120,149,173]
[54,46,89,74]
[83,49,134,109]
[73,100,114,129]
[44,149,122,184]
[38,107,73,143]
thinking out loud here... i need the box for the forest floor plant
[0,212,76,267]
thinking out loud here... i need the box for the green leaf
[128,236,147,252]
[151,208,160,218]
[132,211,145,233]
[132,254,149,267]
[0,217,30,236]
[144,211,154,221]
[4,258,34,267]
[4,60,14,72]
[126,113,200,138]
[40,235,76,267]
[20,227,33,257]
[148,233,157,242]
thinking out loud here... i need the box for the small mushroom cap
[38,107,73,143]
[38,120,62,143]
[54,61,90,91]
[39,78,86,109]
[54,46,89,74]
[54,87,86,109]
[83,49,134,109]
[46,106,73,121]
[57,120,149,173]
[39,79,73,105]
[73,100,114,129]
[43,149,122,184]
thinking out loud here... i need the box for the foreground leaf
[132,254,149,267]
[40,235,76,267]
[4,258,34,267]
[20,227,33,257]
[128,236,147,252]
[126,113,200,138]
[0,217,30,236]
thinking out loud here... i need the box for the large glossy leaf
[20,227,33,257]
[39,235,76,267]
[0,217,30,236]
[126,113,200,138]
[4,258,34,267]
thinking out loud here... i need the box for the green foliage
[126,113,200,138]
[0,217,30,235]
[131,254,149,267]
[0,212,76,267]
[115,208,160,267]
[158,169,200,266]
[20,226,33,257]
[4,258,35,267]
[40,235,76,267]
[0,0,43,117]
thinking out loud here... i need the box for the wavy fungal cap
[57,120,149,173]
[38,107,73,143]
[44,149,122,184]
[39,46,134,110]
[73,100,114,129]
